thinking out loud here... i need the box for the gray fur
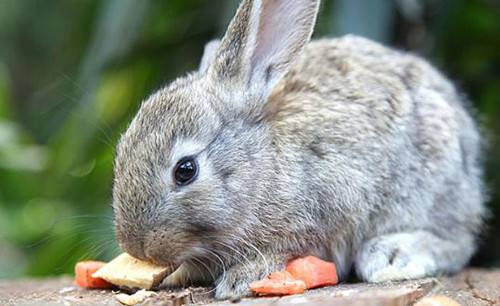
[112,0,485,299]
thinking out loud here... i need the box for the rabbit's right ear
[207,0,320,107]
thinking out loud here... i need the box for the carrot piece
[286,256,338,289]
[74,260,113,289]
[249,271,306,296]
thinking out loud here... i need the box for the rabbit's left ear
[199,40,220,74]
[208,0,320,101]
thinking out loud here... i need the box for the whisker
[226,233,270,276]
[210,241,252,279]
[203,248,227,292]
[191,256,217,284]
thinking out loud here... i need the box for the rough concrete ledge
[0,269,498,306]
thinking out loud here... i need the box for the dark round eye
[174,157,198,186]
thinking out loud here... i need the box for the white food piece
[114,289,157,306]
[414,295,461,306]
[92,253,173,289]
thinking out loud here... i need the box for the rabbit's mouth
[143,238,206,267]
[173,241,214,264]
[143,251,180,268]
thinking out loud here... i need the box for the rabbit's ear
[209,0,320,100]
[199,40,221,74]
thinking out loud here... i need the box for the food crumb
[114,289,157,305]
[414,295,461,306]
[58,286,76,294]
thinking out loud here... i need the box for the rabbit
[112,0,485,299]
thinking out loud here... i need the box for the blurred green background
[0,0,498,279]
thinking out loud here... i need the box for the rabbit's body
[113,0,484,299]
[263,35,484,280]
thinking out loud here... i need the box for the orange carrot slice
[249,271,306,296]
[286,256,338,289]
[74,260,113,289]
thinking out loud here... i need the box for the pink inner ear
[252,0,291,72]
[250,0,317,84]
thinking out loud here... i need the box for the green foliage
[433,0,500,267]
[0,0,498,278]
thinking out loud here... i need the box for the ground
[0,269,498,305]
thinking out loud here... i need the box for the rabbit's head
[113,0,320,266]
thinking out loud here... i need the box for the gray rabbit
[112,0,485,299]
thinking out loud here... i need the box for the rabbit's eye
[174,157,198,186]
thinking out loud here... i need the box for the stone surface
[0,269,498,306]
[437,269,500,306]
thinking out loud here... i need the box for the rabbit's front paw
[214,264,254,300]
[214,254,287,300]
[356,232,437,282]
